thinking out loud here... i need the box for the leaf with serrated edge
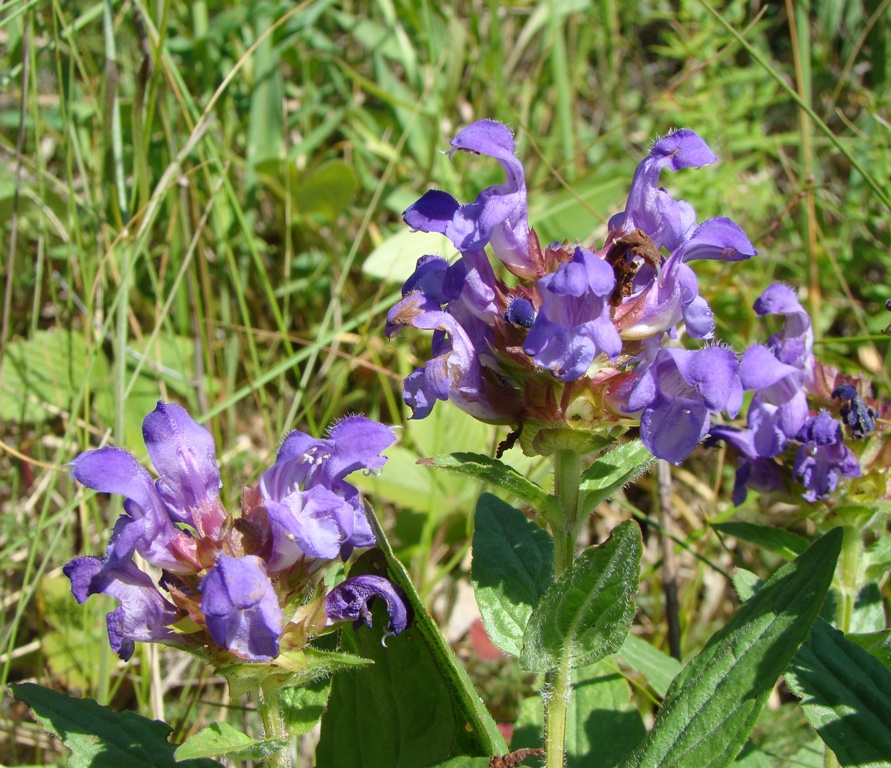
[624,528,843,768]
[12,683,222,768]
[785,618,891,766]
[472,494,554,657]
[521,520,642,673]
[579,441,654,517]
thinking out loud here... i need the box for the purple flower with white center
[626,346,742,464]
[200,554,284,661]
[63,557,183,661]
[325,574,412,640]
[259,416,397,567]
[69,446,199,574]
[609,129,718,250]
[404,120,537,277]
[523,247,622,381]
[793,411,861,502]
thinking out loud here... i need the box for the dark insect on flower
[831,383,876,440]
[884,297,891,336]
[604,228,662,306]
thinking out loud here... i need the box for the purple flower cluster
[709,286,864,503]
[388,121,756,463]
[64,402,410,662]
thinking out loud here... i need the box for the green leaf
[578,441,654,517]
[11,683,222,768]
[174,722,286,762]
[317,507,507,767]
[617,633,682,699]
[0,329,107,423]
[521,520,642,673]
[292,160,359,222]
[363,228,455,283]
[471,494,554,657]
[624,527,843,768]
[279,676,332,735]
[423,759,491,768]
[712,521,809,559]
[784,619,891,766]
[513,660,646,767]
[421,452,561,520]
[847,630,891,671]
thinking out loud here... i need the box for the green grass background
[1,0,889,764]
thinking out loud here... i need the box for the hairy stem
[259,684,292,768]
[545,449,583,768]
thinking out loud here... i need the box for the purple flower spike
[404,120,534,276]
[610,130,718,250]
[63,557,183,660]
[325,574,412,639]
[200,554,283,661]
[793,411,861,502]
[524,247,621,381]
[626,346,742,464]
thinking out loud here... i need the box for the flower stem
[545,449,582,768]
[552,449,581,577]
[258,684,292,768]
[838,525,862,635]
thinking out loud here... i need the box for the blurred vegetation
[0,0,889,764]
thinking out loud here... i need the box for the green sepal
[521,520,642,673]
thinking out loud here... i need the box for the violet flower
[523,246,621,381]
[387,292,502,421]
[259,415,397,569]
[63,557,183,661]
[609,129,718,251]
[201,554,284,661]
[69,447,199,574]
[403,120,536,277]
[793,411,861,502]
[325,574,412,640]
[626,346,742,464]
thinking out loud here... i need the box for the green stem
[258,684,292,768]
[545,449,582,768]
[552,449,581,577]
[838,525,862,635]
